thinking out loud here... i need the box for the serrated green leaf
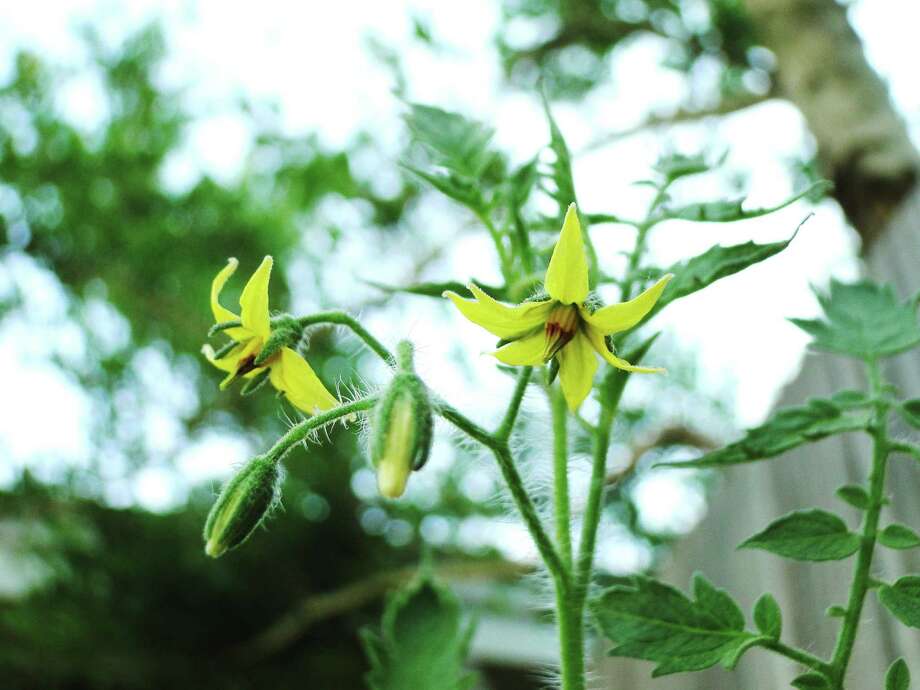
[879,524,920,550]
[404,103,497,180]
[898,400,920,429]
[836,484,871,510]
[886,658,910,690]
[402,164,484,210]
[650,237,793,318]
[662,181,830,224]
[791,672,831,689]
[367,278,509,302]
[753,594,782,640]
[362,576,476,690]
[663,399,871,469]
[790,280,920,360]
[591,573,757,677]
[740,509,860,561]
[879,577,920,628]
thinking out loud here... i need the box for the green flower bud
[203,455,283,558]
[370,343,433,499]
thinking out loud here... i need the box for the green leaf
[753,594,782,640]
[898,400,920,429]
[653,153,711,182]
[740,509,860,562]
[651,237,793,317]
[790,280,920,360]
[836,484,871,510]
[791,672,831,689]
[664,399,872,469]
[886,658,910,690]
[879,577,920,628]
[402,164,484,210]
[831,389,871,408]
[542,94,576,208]
[591,573,758,677]
[361,576,476,690]
[879,524,920,550]
[662,181,830,223]
[366,278,509,302]
[826,605,847,618]
[404,103,497,179]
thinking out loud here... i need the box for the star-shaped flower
[203,256,339,415]
[445,204,672,410]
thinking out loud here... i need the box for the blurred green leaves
[791,281,920,361]
[362,575,476,690]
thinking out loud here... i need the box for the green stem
[827,359,889,688]
[555,584,586,690]
[550,387,573,569]
[436,401,567,586]
[575,404,614,598]
[495,367,532,442]
[761,639,835,678]
[476,210,514,284]
[265,396,379,463]
[298,311,395,366]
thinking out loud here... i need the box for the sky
[0,0,918,530]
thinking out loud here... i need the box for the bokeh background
[1,1,917,688]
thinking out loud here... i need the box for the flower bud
[370,371,433,499]
[203,455,282,558]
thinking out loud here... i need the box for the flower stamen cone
[444,203,673,410]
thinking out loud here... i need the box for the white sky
[0,0,918,517]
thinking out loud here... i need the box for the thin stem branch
[761,639,835,678]
[828,359,890,687]
[298,311,395,366]
[550,386,573,569]
[495,367,533,442]
[436,400,567,586]
[476,210,514,284]
[265,396,379,464]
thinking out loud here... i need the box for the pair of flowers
[205,204,671,412]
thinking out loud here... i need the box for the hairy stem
[551,386,573,569]
[828,359,889,687]
[761,639,835,678]
[298,311,395,366]
[575,404,614,598]
[265,396,379,463]
[556,585,586,690]
[495,367,533,442]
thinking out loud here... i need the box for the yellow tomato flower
[203,256,339,415]
[444,204,672,411]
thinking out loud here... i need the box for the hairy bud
[203,455,283,558]
[370,342,433,499]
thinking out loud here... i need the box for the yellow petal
[270,347,339,414]
[556,331,598,411]
[584,324,664,374]
[583,274,673,335]
[444,286,553,339]
[544,203,589,305]
[210,258,249,340]
[240,256,273,340]
[202,342,245,373]
[492,331,547,366]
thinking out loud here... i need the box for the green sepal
[886,658,910,690]
[361,575,477,690]
[208,319,243,337]
[879,576,920,628]
[879,524,920,550]
[790,280,920,360]
[591,572,758,677]
[836,484,871,510]
[240,368,271,396]
[791,672,831,689]
[663,398,871,469]
[253,316,302,366]
[740,509,860,562]
[202,455,282,558]
[545,357,560,385]
[753,593,782,640]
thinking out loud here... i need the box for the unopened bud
[203,455,282,558]
[370,344,433,499]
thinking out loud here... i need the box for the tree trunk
[597,0,919,686]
